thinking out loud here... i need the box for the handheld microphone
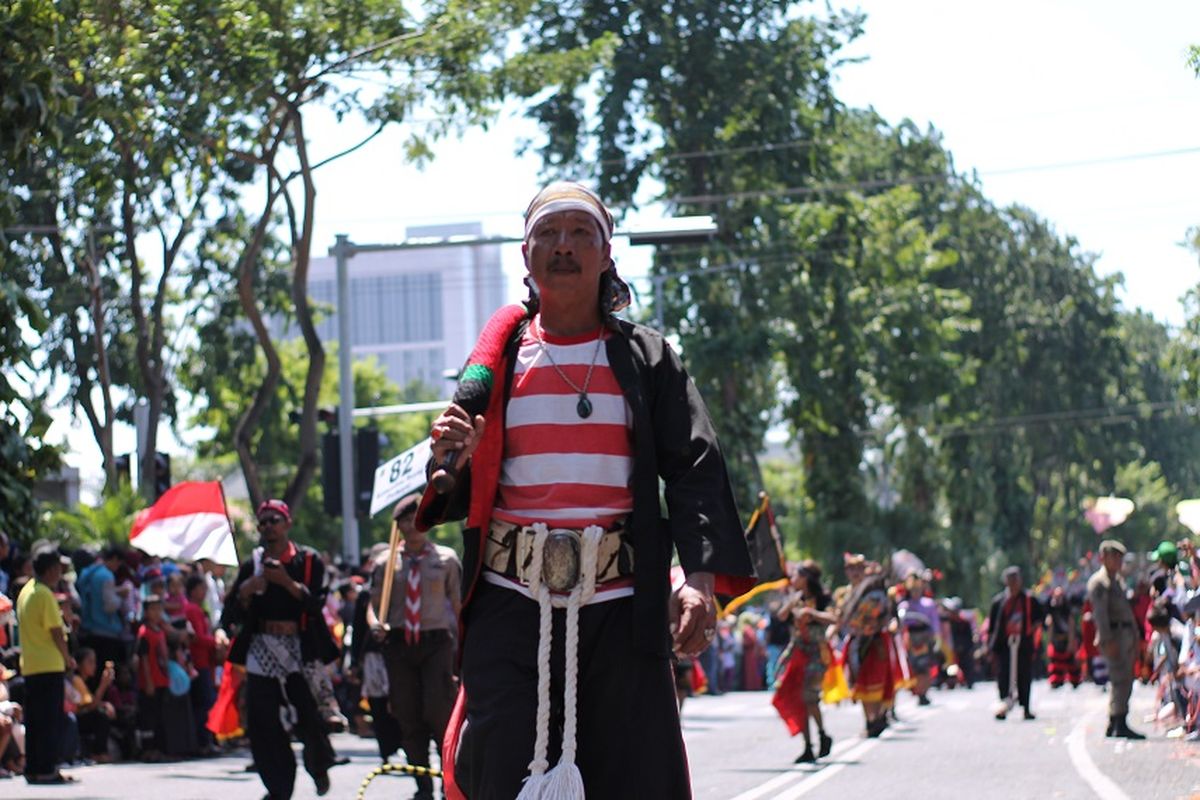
[430,363,493,494]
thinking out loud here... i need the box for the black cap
[392,493,422,521]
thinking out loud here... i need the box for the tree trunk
[84,245,118,491]
[281,107,324,512]
[233,176,285,509]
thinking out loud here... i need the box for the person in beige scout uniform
[369,493,462,800]
[1086,539,1145,739]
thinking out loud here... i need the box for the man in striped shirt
[419,181,756,799]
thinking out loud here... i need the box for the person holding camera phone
[219,499,334,799]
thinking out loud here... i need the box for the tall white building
[303,223,508,392]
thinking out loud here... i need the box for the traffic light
[321,428,384,517]
[113,454,131,486]
[355,427,381,517]
[153,452,171,500]
[322,431,341,516]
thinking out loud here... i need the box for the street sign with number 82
[369,437,433,517]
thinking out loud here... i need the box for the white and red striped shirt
[493,317,634,528]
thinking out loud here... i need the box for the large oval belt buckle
[542,529,582,592]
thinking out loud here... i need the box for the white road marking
[1065,713,1132,800]
[724,738,860,800]
[726,707,937,800]
[771,736,883,799]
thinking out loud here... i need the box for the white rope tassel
[517,524,553,800]
[516,525,604,800]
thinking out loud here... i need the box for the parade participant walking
[220,500,334,799]
[840,562,895,737]
[1045,586,1082,689]
[897,570,939,706]
[368,493,461,800]
[987,566,1043,720]
[16,545,77,785]
[1087,539,1145,739]
[417,180,756,799]
[772,562,836,763]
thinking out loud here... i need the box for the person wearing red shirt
[183,574,217,750]
[135,596,170,760]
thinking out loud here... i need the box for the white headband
[523,182,614,243]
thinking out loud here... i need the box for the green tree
[40,485,145,549]
[0,0,69,540]
[9,0,260,494]
[521,1,865,510]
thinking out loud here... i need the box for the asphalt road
[4,679,1196,799]
[685,679,1200,800]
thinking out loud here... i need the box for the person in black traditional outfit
[987,566,1044,721]
[219,500,333,799]
[1045,586,1082,689]
[417,181,756,800]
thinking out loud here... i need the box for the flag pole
[762,492,787,577]
[217,482,240,566]
[377,520,402,631]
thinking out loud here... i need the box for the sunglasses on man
[258,515,286,528]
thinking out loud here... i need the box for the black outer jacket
[420,316,756,657]
[220,543,333,665]
[986,590,1045,654]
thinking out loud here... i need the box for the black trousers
[455,582,690,800]
[78,708,112,757]
[995,640,1033,709]
[190,667,216,747]
[246,671,334,800]
[367,695,404,762]
[137,686,167,753]
[384,628,457,792]
[24,672,65,777]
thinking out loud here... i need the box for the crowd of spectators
[0,529,396,784]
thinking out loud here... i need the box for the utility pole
[332,234,359,566]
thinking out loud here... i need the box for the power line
[921,400,1197,440]
[657,145,1200,206]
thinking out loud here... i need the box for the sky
[54,0,1200,490]
[303,0,1200,326]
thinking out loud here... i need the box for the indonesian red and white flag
[129,481,238,566]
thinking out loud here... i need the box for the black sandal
[27,772,79,784]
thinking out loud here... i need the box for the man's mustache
[548,256,581,270]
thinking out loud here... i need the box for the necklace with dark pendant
[576,394,593,418]
[533,320,604,419]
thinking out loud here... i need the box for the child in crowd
[161,633,198,757]
[134,595,170,762]
[107,663,139,758]
[182,574,217,751]
[163,572,186,624]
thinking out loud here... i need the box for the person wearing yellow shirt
[16,546,77,785]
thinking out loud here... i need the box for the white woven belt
[515,523,601,800]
